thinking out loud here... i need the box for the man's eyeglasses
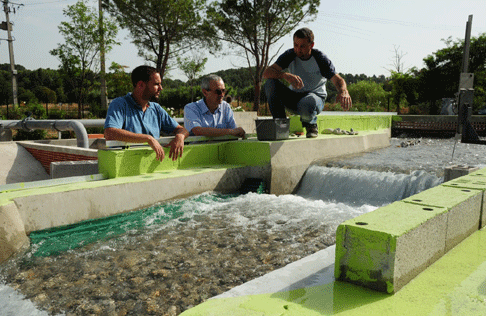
[209,89,226,95]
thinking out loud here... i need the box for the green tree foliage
[206,0,320,112]
[417,33,486,114]
[0,70,12,105]
[213,67,255,90]
[103,0,215,79]
[33,86,57,116]
[158,86,203,112]
[106,62,132,99]
[177,54,207,102]
[347,80,389,111]
[389,71,418,114]
[50,0,119,118]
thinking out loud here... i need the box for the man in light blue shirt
[104,65,189,161]
[184,74,246,138]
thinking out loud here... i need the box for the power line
[23,0,66,5]
[318,11,462,31]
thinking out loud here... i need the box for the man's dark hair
[131,65,159,87]
[294,27,314,44]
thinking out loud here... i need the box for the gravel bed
[1,213,335,315]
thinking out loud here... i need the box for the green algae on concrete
[181,228,486,316]
[442,168,486,228]
[335,201,448,293]
[402,185,483,252]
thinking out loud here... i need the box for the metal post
[99,0,108,111]
[461,15,473,74]
[3,0,18,106]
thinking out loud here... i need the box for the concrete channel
[0,113,392,265]
[6,112,486,314]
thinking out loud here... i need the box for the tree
[103,0,215,80]
[33,86,57,116]
[106,62,132,99]
[417,33,486,114]
[177,53,207,102]
[50,0,119,118]
[206,0,320,112]
[347,80,389,110]
[387,45,408,74]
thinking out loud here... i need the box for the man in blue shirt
[104,65,189,161]
[263,27,352,138]
[184,74,246,138]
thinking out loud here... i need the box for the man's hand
[283,73,304,90]
[230,127,246,138]
[165,133,185,161]
[147,136,166,162]
[336,90,352,111]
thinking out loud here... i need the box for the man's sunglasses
[209,89,226,95]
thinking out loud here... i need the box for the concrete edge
[0,201,29,263]
[17,141,98,157]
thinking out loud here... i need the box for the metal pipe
[0,119,106,148]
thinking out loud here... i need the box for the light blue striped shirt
[184,99,237,135]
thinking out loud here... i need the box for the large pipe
[0,119,106,148]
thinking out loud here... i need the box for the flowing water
[0,137,484,315]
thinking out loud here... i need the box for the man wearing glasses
[104,65,189,162]
[184,74,246,138]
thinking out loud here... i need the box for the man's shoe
[303,123,318,138]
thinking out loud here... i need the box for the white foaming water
[296,165,443,206]
[0,165,442,315]
[0,284,54,316]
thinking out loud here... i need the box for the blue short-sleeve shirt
[184,99,237,134]
[104,93,179,138]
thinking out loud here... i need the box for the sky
[0,0,485,82]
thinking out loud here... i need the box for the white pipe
[0,119,106,148]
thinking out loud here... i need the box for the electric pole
[2,0,19,106]
[99,0,108,111]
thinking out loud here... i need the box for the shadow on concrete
[1,143,49,185]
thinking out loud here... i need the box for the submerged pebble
[1,214,334,315]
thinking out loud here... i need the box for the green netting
[239,178,266,194]
[29,193,237,257]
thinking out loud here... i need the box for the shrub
[13,129,47,141]
[47,108,67,119]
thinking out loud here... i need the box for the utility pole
[2,0,18,106]
[99,0,108,111]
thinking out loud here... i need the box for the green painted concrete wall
[98,141,272,178]
[290,114,392,133]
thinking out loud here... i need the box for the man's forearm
[263,65,287,80]
[191,127,235,137]
[104,127,152,143]
[173,125,189,139]
[331,74,348,93]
